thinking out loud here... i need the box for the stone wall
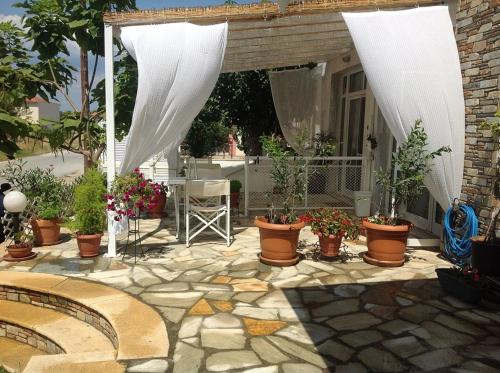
[457,0,499,232]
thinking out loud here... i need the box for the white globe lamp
[4,190,28,213]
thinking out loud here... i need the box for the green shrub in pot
[72,169,107,257]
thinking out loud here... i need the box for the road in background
[0,151,84,183]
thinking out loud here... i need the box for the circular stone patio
[1,217,499,372]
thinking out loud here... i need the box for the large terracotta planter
[31,219,61,246]
[318,233,343,258]
[471,236,500,276]
[148,190,167,218]
[255,217,304,267]
[363,219,412,267]
[7,243,33,258]
[76,233,102,258]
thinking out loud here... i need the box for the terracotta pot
[363,219,412,267]
[471,236,500,276]
[254,217,304,267]
[76,233,102,258]
[318,233,343,257]
[230,192,240,208]
[31,219,61,246]
[7,243,33,258]
[148,190,167,218]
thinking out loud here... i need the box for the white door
[337,69,370,193]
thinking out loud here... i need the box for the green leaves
[376,119,451,222]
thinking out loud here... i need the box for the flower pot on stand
[31,219,61,246]
[471,236,500,276]
[76,233,102,258]
[318,233,343,258]
[363,219,412,267]
[255,217,304,267]
[148,190,167,218]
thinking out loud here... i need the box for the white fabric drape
[269,65,324,155]
[119,22,228,174]
[343,6,465,209]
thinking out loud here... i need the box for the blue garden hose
[443,204,478,266]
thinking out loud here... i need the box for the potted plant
[436,266,484,304]
[471,110,500,276]
[364,120,451,267]
[148,183,167,218]
[72,169,107,257]
[230,180,242,208]
[301,208,359,257]
[107,168,163,221]
[3,161,70,246]
[6,231,35,260]
[254,135,307,266]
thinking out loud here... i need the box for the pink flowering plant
[106,168,163,220]
[300,208,359,239]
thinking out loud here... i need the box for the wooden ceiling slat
[225,41,353,59]
[227,21,348,40]
[226,31,351,49]
[221,48,351,72]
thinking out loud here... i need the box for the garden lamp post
[3,190,28,237]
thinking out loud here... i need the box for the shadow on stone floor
[280,278,500,372]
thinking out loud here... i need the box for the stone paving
[1,217,500,372]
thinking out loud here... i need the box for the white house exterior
[18,97,60,124]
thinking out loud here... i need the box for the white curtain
[119,22,228,174]
[343,6,465,209]
[268,65,324,155]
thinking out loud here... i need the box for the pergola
[102,0,459,256]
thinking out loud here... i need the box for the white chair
[185,179,231,247]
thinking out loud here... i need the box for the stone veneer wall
[456,0,500,232]
[0,321,63,354]
[0,285,118,348]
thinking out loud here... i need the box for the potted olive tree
[3,161,70,246]
[72,169,107,257]
[471,110,500,275]
[255,135,307,266]
[364,120,450,267]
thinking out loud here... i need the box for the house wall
[457,0,499,232]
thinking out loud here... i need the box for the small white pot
[353,191,372,217]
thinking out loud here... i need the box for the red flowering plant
[300,208,359,240]
[106,168,163,220]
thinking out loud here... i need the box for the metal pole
[244,157,249,217]
[104,24,117,257]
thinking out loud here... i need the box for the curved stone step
[0,300,115,355]
[0,336,46,373]
[0,271,169,361]
[23,352,125,373]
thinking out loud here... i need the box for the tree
[13,0,136,167]
[184,98,230,158]
[210,70,280,155]
[0,21,64,158]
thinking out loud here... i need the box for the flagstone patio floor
[1,217,499,372]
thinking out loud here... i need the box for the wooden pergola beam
[103,0,445,26]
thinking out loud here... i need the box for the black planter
[436,268,484,304]
[471,236,500,276]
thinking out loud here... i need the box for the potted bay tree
[72,169,107,257]
[254,135,307,266]
[363,120,450,267]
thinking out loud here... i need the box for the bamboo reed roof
[104,0,447,73]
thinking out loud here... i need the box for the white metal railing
[243,156,366,216]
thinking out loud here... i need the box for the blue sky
[0,0,255,111]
